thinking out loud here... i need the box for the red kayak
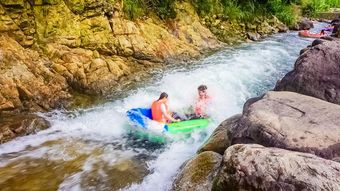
[298,30,326,38]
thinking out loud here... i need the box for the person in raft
[320,29,325,36]
[187,85,211,119]
[151,92,181,123]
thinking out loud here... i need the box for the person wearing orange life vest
[151,92,180,123]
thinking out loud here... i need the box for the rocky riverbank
[0,0,288,143]
[171,34,340,190]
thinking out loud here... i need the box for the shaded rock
[331,18,340,26]
[311,39,323,46]
[277,23,289,33]
[171,151,222,191]
[275,40,340,104]
[292,19,314,30]
[213,144,340,191]
[299,47,309,55]
[198,114,241,155]
[231,91,340,160]
[246,32,260,41]
[0,112,50,143]
[332,24,340,38]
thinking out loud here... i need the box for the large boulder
[291,19,314,30]
[171,151,222,191]
[231,91,340,160]
[275,40,340,104]
[198,114,241,155]
[213,144,340,191]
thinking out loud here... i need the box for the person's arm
[161,104,179,122]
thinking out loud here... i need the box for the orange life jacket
[151,99,169,123]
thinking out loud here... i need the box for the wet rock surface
[275,40,340,104]
[0,112,50,143]
[231,91,340,160]
[171,151,222,191]
[213,144,340,191]
[198,114,241,155]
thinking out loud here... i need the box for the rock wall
[0,0,287,143]
[0,35,70,111]
[0,0,286,113]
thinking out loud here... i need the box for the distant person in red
[187,85,211,119]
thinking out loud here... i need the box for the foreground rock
[0,113,50,143]
[198,114,241,155]
[231,91,340,160]
[275,40,340,104]
[213,144,340,191]
[171,151,222,191]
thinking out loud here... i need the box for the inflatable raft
[298,30,326,38]
[126,108,209,143]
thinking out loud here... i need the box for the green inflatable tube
[166,118,210,134]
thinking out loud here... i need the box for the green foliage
[123,0,144,20]
[146,0,177,20]
[191,0,297,24]
[123,0,330,26]
[266,0,297,26]
[301,0,340,17]
[221,0,244,20]
[123,0,176,20]
[191,0,222,16]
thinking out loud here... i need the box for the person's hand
[175,119,181,122]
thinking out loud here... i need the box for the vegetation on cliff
[300,0,340,17]
[122,0,299,26]
[123,0,340,27]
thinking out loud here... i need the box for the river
[0,23,326,191]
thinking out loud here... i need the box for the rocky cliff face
[0,0,285,113]
[0,0,221,112]
[0,35,70,111]
[0,0,286,143]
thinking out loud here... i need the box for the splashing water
[0,23,326,191]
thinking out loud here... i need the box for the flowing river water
[0,23,326,191]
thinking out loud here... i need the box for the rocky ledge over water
[0,0,287,142]
[0,0,286,113]
[172,35,340,190]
